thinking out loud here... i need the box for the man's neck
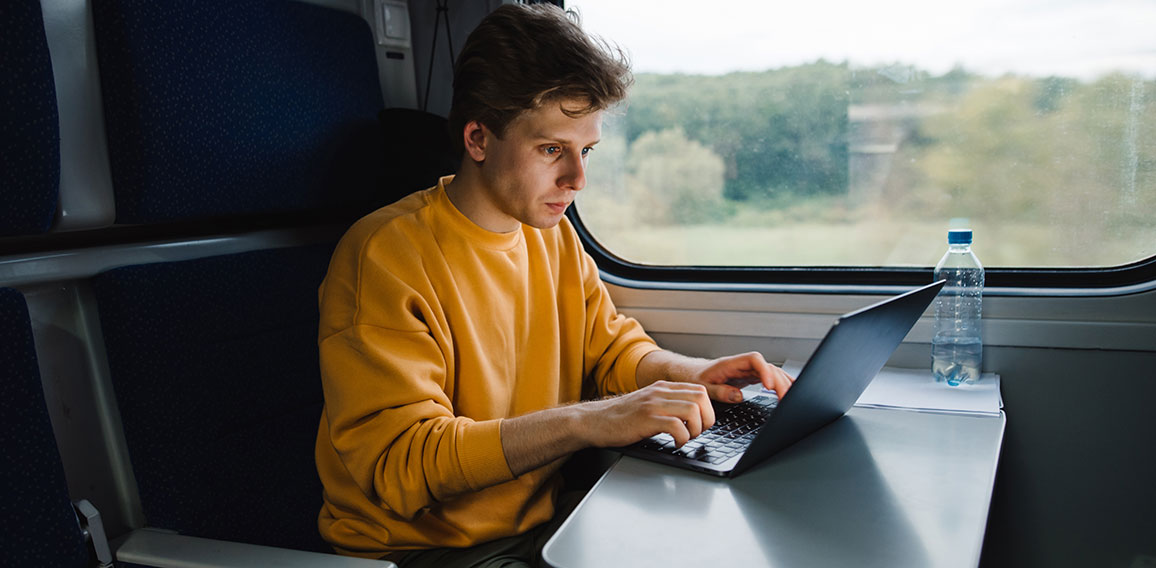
[444,164,518,233]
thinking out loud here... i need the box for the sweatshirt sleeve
[579,249,661,396]
[318,240,515,520]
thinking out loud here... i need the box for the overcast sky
[569,0,1156,80]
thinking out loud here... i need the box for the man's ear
[463,121,488,163]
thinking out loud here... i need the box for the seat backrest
[91,0,386,224]
[92,244,336,552]
[378,108,458,198]
[82,0,420,553]
[0,0,60,236]
[0,288,89,567]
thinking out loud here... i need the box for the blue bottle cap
[947,229,972,244]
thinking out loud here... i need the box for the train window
[568,0,1156,272]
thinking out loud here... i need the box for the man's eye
[544,146,561,156]
[581,147,593,157]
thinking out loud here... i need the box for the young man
[315,4,794,565]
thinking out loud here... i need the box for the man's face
[470,99,603,232]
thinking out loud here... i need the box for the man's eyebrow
[531,133,601,146]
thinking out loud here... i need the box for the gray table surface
[544,407,1006,568]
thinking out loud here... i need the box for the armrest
[113,529,396,568]
[74,499,113,567]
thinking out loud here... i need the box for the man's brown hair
[448,3,632,158]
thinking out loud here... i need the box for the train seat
[91,0,387,225]
[0,0,60,236]
[378,107,458,196]
[85,0,398,564]
[4,1,454,564]
[92,244,336,553]
[0,288,91,567]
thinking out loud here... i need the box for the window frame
[567,209,1156,296]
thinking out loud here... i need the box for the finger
[735,352,782,393]
[678,383,715,431]
[674,399,704,440]
[657,416,691,447]
[766,365,796,397]
[705,383,745,404]
[647,379,696,392]
[649,380,712,401]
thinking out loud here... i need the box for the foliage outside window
[569,0,1156,269]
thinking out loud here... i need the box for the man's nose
[560,152,587,191]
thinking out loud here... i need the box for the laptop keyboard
[634,395,778,465]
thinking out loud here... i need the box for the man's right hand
[577,380,716,449]
[499,381,716,476]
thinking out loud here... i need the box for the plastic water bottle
[932,229,984,386]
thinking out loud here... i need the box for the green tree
[577,134,636,231]
[626,127,727,225]
[624,61,850,202]
[915,77,1059,221]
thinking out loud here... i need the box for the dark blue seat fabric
[0,288,89,567]
[92,245,336,552]
[92,0,386,224]
[0,0,60,236]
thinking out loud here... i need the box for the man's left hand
[692,352,795,403]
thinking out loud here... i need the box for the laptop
[616,280,946,477]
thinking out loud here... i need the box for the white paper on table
[760,360,1003,417]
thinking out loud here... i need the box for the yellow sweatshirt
[315,176,660,557]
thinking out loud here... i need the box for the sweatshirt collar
[434,175,524,251]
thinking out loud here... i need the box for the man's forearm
[500,404,589,477]
[635,349,710,389]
